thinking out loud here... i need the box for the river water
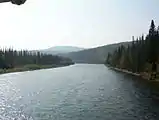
[0,64,159,120]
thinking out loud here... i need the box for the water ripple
[0,64,159,120]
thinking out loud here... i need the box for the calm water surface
[0,64,159,120]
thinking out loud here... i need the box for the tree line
[106,20,159,77]
[0,48,73,69]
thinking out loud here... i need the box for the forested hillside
[106,20,159,79]
[61,42,130,64]
[0,49,73,69]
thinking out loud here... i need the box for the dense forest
[0,48,73,69]
[106,20,159,79]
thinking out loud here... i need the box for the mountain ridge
[60,42,131,64]
[39,46,85,55]
[33,42,131,64]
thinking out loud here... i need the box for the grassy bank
[0,63,74,74]
[110,67,140,76]
[108,66,159,81]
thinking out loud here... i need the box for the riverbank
[107,65,159,81]
[0,63,74,75]
[109,67,140,76]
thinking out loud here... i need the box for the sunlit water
[0,64,159,120]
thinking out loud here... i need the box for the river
[0,64,159,120]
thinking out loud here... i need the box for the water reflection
[0,64,158,120]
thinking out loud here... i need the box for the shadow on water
[111,67,159,97]
[108,68,159,120]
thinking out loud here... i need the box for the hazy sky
[0,0,159,50]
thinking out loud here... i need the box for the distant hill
[40,46,84,55]
[61,42,131,64]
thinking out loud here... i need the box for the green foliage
[106,20,159,74]
[0,48,74,70]
[24,64,41,70]
[0,63,74,75]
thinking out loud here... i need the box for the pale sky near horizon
[0,0,159,50]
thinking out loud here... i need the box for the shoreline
[109,67,140,76]
[107,65,159,81]
[0,63,74,75]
